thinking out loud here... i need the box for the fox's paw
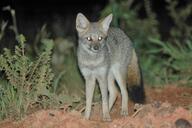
[103,114,111,122]
[120,109,128,116]
[84,112,90,120]
[83,116,90,120]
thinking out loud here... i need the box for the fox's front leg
[84,75,96,120]
[97,76,111,121]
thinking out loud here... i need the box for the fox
[76,13,145,121]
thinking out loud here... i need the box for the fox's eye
[98,36,103,41]
[86,37,92,41]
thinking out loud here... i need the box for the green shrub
[0,35,54,119]
[0,6,83,119]
[146,38,192,86]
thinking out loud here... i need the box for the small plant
[0,34,55,119]
[146,37,192,86]
[0,6,82,120]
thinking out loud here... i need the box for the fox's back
[106,27,133,66]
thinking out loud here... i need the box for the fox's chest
[77,53,107,69]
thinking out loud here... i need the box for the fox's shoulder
[108,27,128,38]
[107,27,132,44]
[108,27,122,33]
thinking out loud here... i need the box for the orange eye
[98,36,102,41]
[86,37,92,41]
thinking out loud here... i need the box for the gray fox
[76,13,144,121]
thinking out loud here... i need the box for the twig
[3,6,19,37]
[131,107,143,118]
[78,102,98,113]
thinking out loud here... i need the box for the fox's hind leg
[108,73,118,111]
[113,65,128,116]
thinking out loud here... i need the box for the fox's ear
[100,13,113,33]
[76,13,90,33]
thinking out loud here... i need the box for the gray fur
[76,13,134,121]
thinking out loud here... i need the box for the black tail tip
[128,84,146,104]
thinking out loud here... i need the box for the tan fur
[127,49,141,87]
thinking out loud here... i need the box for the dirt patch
[110,102,192,128]
[145,85,192,109]
[0,86,192,128]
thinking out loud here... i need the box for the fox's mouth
[88,45,101,53]
[88,47,101,53]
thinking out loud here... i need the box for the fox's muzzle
[93,45,99,50]
[89,43,101,52]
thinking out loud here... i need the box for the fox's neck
[77,43,108,68]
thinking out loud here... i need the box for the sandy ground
[0,85,192,128]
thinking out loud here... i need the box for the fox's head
[76,13,113,53]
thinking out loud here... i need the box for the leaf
[16,34,26,44]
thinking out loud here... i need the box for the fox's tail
[127,49,145,103]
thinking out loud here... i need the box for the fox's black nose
[93,45,99,50]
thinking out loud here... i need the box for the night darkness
[0,0,108,38]
[0,0,191,45]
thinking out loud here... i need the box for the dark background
[0,0,191,43]
[1,0,108,38]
